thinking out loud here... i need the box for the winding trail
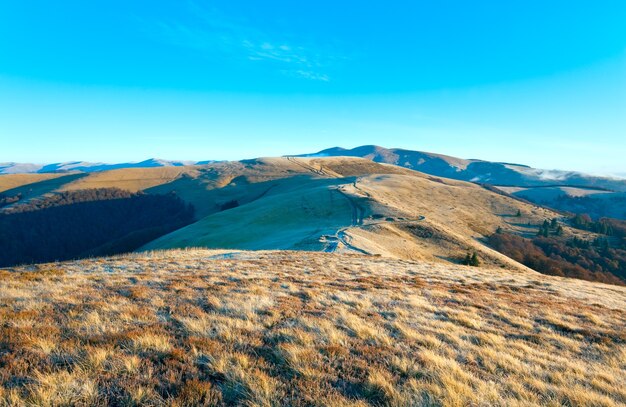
[285,156,331,177]
[334,188,365,226]
[283,158,426,255]
[325,181,426,254]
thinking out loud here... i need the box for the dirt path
[322,180,425,254]
[334,188,365,226]
[352,179,372,199]
[279,164,425,255]
[285,157,331,177]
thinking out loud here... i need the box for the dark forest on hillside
[0,188,194,267]
[570,214,626,239]
[0,193,21,208]
[2,188,135,213]
[488,232,625,286]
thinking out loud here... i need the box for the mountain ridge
[296,145,626,191]
[2,155,624,284]
[4,145,624,185]
[0,158,220,174]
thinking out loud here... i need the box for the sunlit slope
[2,156,565,267]
[142,157,562,268]
[0,173,87,205]
[57,166,196,193]
[143,178,356,251]
[336,174,556,265]
[0,173,69,193]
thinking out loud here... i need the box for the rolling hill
[6,146,626,221]
[2,156,625,404]
[133,156,560,269]
[298,145,626,192]
[2,156,623,283]
[0,158,217,175]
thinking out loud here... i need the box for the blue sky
[1,1,625,175]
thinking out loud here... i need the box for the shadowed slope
[143,157,563,270]
[144,178,356,251]
[1,156,602,274]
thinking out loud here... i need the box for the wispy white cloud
[152,3,337,81]
[281,69,330,82]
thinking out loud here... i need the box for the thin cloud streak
[153,3,337,81]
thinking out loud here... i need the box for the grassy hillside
[58,167,197,193]
[3,156,617,282]
[0,173,73,193]
[143,157,562,270]
[145,178,355,251]
[0,157,408,219]
[0,173,87,205]
[0,250,624,405]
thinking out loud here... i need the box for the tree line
[3,188,136,213]
[0,188,194,267]
[489,232,625,286]
[0,193,22,208]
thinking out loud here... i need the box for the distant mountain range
[297,145,626,192]
[3,145,625,193]
[3,155,624,284]
[0,158,219,175]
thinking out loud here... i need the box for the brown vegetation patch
[0,249,625,406]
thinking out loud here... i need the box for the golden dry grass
[141,157,567,270]
[0,173,71,194]
[1,249,624,406]
[58,167,198,193]
[3,157,570,270]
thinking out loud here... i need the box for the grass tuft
[0,249,624,406]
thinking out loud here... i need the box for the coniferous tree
[572,214,592,229]
[470,252,480,267]
[462,252,472,265]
